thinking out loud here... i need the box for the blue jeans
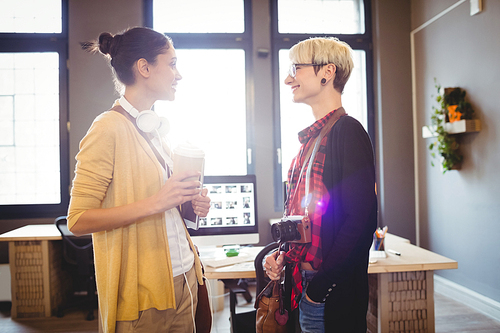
[299,269,325,333]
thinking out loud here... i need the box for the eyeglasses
[288,63,326,78]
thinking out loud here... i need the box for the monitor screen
[188,175,259,247]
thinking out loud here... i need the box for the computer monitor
[189,175,259,247]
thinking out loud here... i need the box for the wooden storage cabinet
[368,271,435,333]
[8,238,71,319]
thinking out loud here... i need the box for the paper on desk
[202,253,253,268]
[369,250,387,259]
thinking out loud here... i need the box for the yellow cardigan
[67,109,203,333]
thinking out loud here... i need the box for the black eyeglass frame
[288,63,326,77]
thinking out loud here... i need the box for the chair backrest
[254,242,279,296]
[54,216,94,275]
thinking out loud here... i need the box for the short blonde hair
[289,37,354,93]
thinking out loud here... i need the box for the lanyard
[284,107,346,217]
[285,130,324,217]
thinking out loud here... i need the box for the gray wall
[372,0,415,243]
[412,0,500,303]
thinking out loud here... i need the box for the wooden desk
[201,246,263,311]
[0,224,69,319]
[1,226,457,332]
[366,234,457,333]
[201,234,457,333]
[202,246,263,280]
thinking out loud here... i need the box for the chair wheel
[86,311,95,321]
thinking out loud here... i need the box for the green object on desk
[225,249,239,257]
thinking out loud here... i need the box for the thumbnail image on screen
[199,182,255,228]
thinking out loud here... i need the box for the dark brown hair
[81,27,172,87]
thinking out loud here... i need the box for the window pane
[155,49,247,176]
[0,52,60,205]
[278,48,367,181]
[0,0,62,33]
[278,0,364,34]
[153,0,244,33]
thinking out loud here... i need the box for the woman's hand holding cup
[153,170,201,213]
[192,188,210,217]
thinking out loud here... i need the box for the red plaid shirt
[284,108,343,310]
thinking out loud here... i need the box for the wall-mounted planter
[425,83,478,173]
[422,119,481,138]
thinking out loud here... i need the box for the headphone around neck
[119,96,170,137]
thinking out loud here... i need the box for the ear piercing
[321,78,327,85]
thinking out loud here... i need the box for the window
[0,0,62,33]
[277,0,365,34]
[0,0,68,219]
[272,0,374,210]
[148,0,252,176]
[153,0,244,33]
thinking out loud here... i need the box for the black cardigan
[293,115,378,332]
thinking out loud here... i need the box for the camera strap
[285,107,346,216]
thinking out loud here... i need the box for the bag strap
[112,105,186,218]
[254,241,286,310]
[254,279,276,309]
[111,105,167,169]
[277,278,286,315]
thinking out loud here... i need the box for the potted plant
[427,80,474,173]
[442,87,475,123]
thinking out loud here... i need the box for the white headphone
[119,96,170,136]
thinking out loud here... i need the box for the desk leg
[41,240,52,317]
[369,271,435,333]
[426,271,435,333]
[8,242,17,319]
[208,279,225,312]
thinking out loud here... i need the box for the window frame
[0,0,69,219]
[144,0,255,175]
[271,0,375,211]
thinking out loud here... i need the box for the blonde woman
[265,37,377,332]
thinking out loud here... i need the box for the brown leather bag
[254,280,289,333]
[195,276,212,333]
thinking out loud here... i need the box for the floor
[0,289,499,333]
[433,292,500,333]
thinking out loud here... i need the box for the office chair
[228,242,279,333]
[54,216,97,321]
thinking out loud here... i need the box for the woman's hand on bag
[152,171,202,213]
[264,250,285,280]
[192,188,210,217]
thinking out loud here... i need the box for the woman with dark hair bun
[69,27,211,333]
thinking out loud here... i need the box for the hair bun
[98,32,114,56]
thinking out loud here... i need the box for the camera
[271,215,311,243]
